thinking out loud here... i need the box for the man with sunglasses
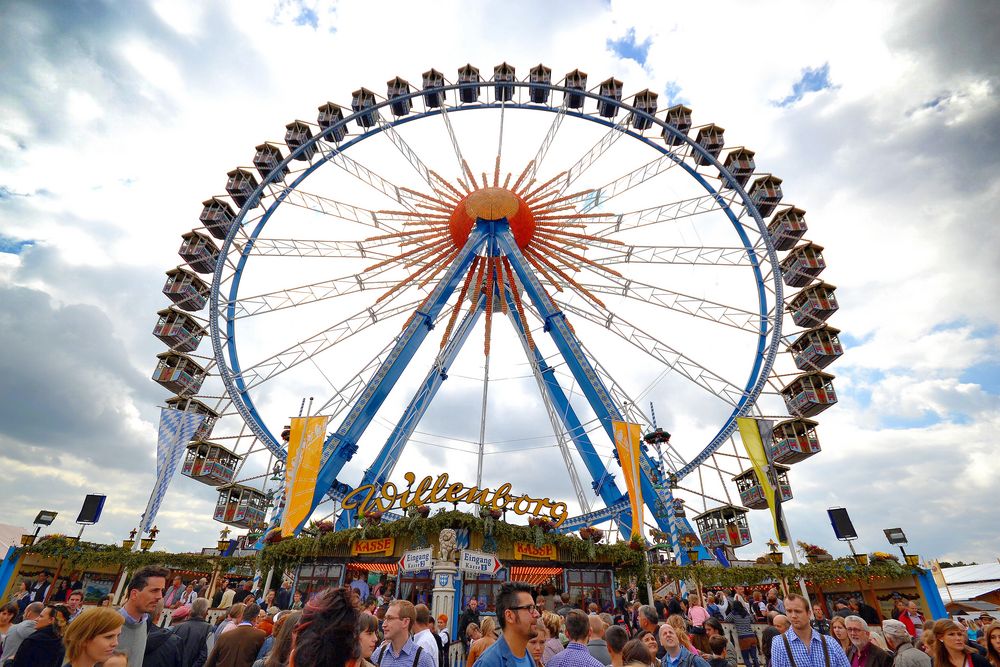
[472,583,542,667]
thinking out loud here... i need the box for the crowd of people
[4,568,1000,667]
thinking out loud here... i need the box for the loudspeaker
[827,507,857,540]
[76,494,107,525]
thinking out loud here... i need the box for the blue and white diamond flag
[139,408,206,533]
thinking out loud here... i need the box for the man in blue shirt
[548,610,604,667]
[770,594,850,667]
[471,582,541,667]
[659,623,710,667]
[373,600,437,667]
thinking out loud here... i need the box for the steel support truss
[282,218,710,561]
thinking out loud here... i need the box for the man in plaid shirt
[770,594,850,667]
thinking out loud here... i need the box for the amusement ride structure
[151,62,842,562]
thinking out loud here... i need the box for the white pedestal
[432,560,458,624]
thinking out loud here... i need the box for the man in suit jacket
[845,616,892,667]
[205,603,266,667]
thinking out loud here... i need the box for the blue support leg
[290,226,489,536]
[334,298,486,529]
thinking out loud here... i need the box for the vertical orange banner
[280,415,330,537]
[612,420,644,539]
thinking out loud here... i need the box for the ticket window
[399,570,434,606]
[295,564,344,602]
[462,570,509,613]
[565,569,614,612]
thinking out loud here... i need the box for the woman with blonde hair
[62,607,124,667]
[541,611,564,665]
[933,619,990,667]
[830,615,851,653]
[466,616,498,666]
[983,621,1000,667]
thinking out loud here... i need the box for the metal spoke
[559,301,747,408]
[588,191,737,237]
[588,243,757,267]
[229,272,400,320]
[276,186,400,232]
[571,271,764,334]
[578,144,693,213]
[559,115,631,194]
[325,151,421,214]
[235,298,420,391]
[526,96,569,182]
[375,109,436,190]
[438,98,467,180]
[245,238,395,260]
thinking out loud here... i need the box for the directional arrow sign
[459,549,502,576]
[398,548,434,572]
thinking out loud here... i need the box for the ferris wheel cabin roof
[186,440,239,459]
[732,463,789,482]
[165,395,219,418]
[692,503,750,522]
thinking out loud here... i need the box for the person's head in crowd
[496,582,540,645]
[774,615,790,632]
[125,565,168,617]
[38,604,71,637]
[589,614,607,641]
[65,591,84,615]
[845,616,871,650]
[709,635,729,658]
[227,603,245,622]
[659,623,681,657]
[479,616,498,639]
[882,619,912,651]
[528,622,547,664]
[705,618,725,639]
[242,603,261,624]
[102,651,129,667]
[564,610,590,643]
[813,604,827,620]
[637,630,659,658]
[623,637,654,666]
[357,611,380,661]
[21,601,44,621]
[382,599,416,648]
[292,587,359,667]
[264,610,301,667]
[542,611,562,642]
[607,625,629,658]
[982,621,1000,667]
[638,605,659,632]
[62,607,124,666]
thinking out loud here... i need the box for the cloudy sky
[1,0,998,564]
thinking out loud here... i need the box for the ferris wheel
[151,62,842,561]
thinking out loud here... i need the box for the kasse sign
[459,549,502,575]
[398,548,434,573]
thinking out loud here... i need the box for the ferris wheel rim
[206,78,785,503]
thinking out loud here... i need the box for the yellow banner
[612,420,644,539]
[280,415,330,537]
[513,542,558,561]
[351,537,395,556]
[737,417,786,546]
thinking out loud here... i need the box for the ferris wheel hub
[449,187,535,250]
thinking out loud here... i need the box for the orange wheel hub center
[448,187,535,250]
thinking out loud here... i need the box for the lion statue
[438,528,458,562]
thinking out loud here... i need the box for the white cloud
[0,0,998,561]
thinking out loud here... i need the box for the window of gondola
[566,569,613,612]
[296,564,344,602]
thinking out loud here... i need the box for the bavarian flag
[737,417,788,545]
[280,415,330,537]
[612,420,644,540]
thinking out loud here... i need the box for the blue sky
[0,0,998,562]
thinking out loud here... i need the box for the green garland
[652,557,913,588]
[17,536,254,573]
[258,510,648,578]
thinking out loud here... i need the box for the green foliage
[652,556,913,588]
[18,536,253,572]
